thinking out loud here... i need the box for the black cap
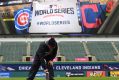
[47,37,56,47]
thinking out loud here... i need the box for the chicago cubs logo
[17,12,29,26]
[14,9,31,30]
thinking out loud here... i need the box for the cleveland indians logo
[15,9,30,30]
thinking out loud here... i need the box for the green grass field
[0,77,119,80]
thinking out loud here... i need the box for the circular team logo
[15,9,30,30]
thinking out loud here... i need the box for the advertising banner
[0,62,119,77]
[86,71,106,77]
[75,57,89,62]
[36,72,46,78]
[29,1,82,33]
[0,62,119,72]
[110,71,119,77]
[0,63,102,71]
[66,71,84,77]
[0,72,10,78]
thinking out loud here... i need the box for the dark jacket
[35,42,58,61]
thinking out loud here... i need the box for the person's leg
[47,61,54,80]
[27,60,41,80]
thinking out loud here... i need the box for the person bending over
[27,37,58,80]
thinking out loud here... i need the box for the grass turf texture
[0,77,119,80]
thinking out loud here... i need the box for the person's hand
[44,69,48,73]
[48,60,53,65]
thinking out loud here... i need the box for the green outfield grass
[0,77,119,80]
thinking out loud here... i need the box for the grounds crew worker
[27,37,58,80]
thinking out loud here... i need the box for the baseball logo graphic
[14,9,31,30]
[17,12,29,26]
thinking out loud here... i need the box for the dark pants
[27,58,54,80]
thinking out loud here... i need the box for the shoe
[26,78,33,80]
[49,78,55,80]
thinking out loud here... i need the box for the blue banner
[14,7,31,34]
[0,62,119,72]
[79,1,107,34]
[36,72,45,78]
[0,72,10,78]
